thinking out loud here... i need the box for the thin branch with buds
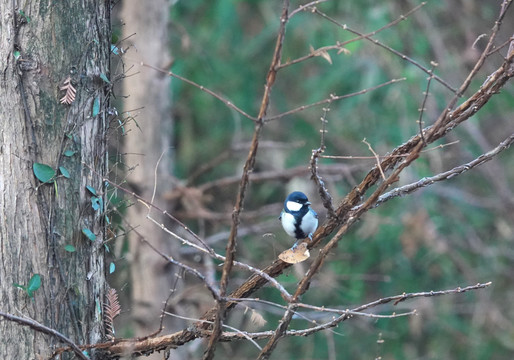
[310,106,336,217]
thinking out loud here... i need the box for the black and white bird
[279,191,318,248]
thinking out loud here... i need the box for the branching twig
[278,2,428,71]
[362,138,386,180]
[366,133,514,209]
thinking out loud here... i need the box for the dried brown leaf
[104,287,121,339]
[279,242,310,264]
[59,76,76,105]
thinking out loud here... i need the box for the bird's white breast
[280,212,297,238]
[302,210,318,236]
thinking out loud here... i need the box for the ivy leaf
[92,96,100,117]
[18,9,31,23]
[64,244,76,252]
[86,185,97,196]
[100,73,110,84]
[33,163,56,183]
[13,283,26,291]
[27,274,41,298]
[82,227,96,241]
[109,262,115,274]
[59,166,70,179]
[63,149,76,157]
[111,44,120,55]
[91,196,103,211]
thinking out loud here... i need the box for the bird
[279,191,318,249]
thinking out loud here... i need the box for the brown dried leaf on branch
[104,287,121,340]
[59,76,76,105]
[309,44,332,64]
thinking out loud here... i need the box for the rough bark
[0,1,109,358]
[119,0,178,356]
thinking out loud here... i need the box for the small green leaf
[33,163,56,183]
[92,96,100,117]
[86,185,97,196]
[105,215,111,225]
[14,50,21,60]
[100,73,110,83]
[27,274,41,298]
[92,197,103,212]
[110,44,120,55]
[18,10,31,22]
[59,166,70,178]
[82,228,96,241]
[63,149,76,157]
[109,262,115,274]
[91,196,101,211]
[13,283,27,291]
[64,244,76,252]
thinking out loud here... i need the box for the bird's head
[284,191,310,213]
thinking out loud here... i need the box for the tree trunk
[0,1,109,358]
[119,2,179,355]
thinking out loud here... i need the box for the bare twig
[0,311,89,360]
[141,62,257,122]
[289,0,329,18]
[129,225,222,302]
[164,312,263,350]
[362,138,386,180]
[264,78,405,122]
[418,61,437,145]
[310,106,336,217]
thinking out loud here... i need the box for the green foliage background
[168,1,514,359]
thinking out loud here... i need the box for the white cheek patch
[286,201,302,212]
